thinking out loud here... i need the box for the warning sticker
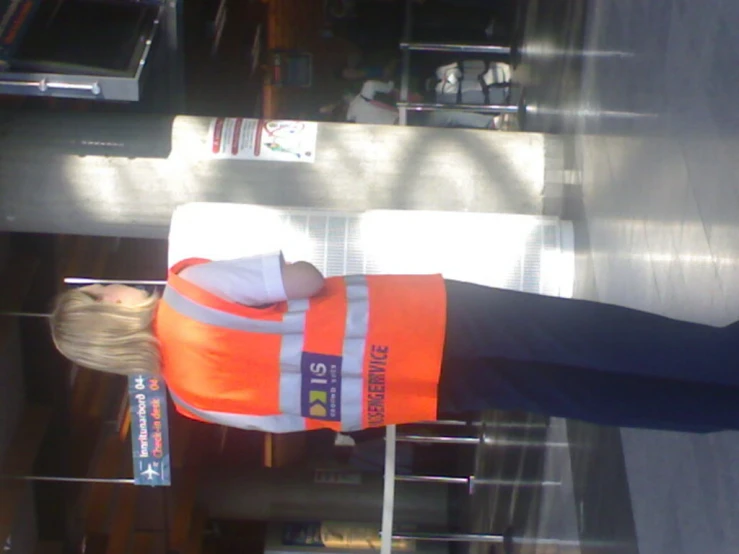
[208,118,317,163]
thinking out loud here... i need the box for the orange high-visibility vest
[154,258,447,433]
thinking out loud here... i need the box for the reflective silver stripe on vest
[276,275,369,431]
[163,277,370,432]
[168,388,309,433]
[162,286,306,334]
[278,297,309,420]
[342,275,370,431]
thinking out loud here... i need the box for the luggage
[434,59,511,105]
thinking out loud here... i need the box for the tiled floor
[519,0,739,552]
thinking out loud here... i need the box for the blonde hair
[49,288,161,376]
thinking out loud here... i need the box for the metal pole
[395,475,561,487]
[64,278,166,286]
[485,421,548,429]
[484,437,568,448]
[397,101,520,114]
[380,425,398,554]
[393,531,506,544]
[164,0,186,113]
[396,435,567,447]
[398,0,414,125]
[396,475,468,485]
[396,435,479,445]
[503,413,542,523]
[391,532,583,548]
[1,277,167,318]
[400,42,512,56]
[1,277,165,319]
[423,419,477,426]
[1,475,135,484]
[425,419,548,429]
[473,478,560,487]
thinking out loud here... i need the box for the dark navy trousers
[437,280,739,432]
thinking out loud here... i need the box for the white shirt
[346,80,398,125]
[179,252,287,306]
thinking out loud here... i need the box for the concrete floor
[516,0,739,552]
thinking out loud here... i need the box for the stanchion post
[400,42,512,56]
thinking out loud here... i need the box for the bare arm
[280,255,325,299]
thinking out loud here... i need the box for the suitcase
[434,59,511,105]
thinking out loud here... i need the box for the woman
[51,252,739,433]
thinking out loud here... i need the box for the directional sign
[128,374,172,486]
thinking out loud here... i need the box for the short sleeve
[179,253,287,306]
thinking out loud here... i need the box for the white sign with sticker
[208,118,317,163]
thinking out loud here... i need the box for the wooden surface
[0,405,51,549]
[0,251,39,347]
[262,0,353,119]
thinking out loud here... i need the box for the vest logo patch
[301,352,342,422]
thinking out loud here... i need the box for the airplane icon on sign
[140,463,160,480]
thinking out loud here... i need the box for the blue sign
[301,352,342,421]
[128,374,172,487]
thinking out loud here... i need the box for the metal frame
[1,475,135,485]
[0,0,182,103]
[397,0,413,125]
[396,434,567,448]
[400,41,512,56]
[379,407,593,554]
[396,0,523,126]
[163,0,186,112]
[379,423,583,554]
[397,101,519,115]
[395,475,561,496]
